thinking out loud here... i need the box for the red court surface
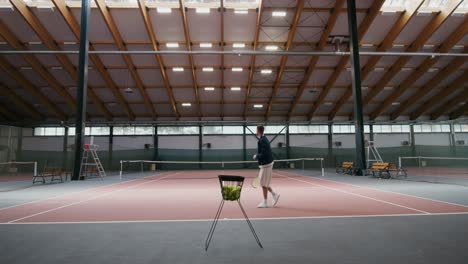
[1,170,468,224]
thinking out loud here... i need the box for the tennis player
[253,126,280,208]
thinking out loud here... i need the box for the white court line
[274,172,430,214]
[2,211,468,225]
[278,170,468,209]
[7,172,180,224]
[0,172,168,212]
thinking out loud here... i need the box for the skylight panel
[105,0,138,8]
[184,0,220,9]
[224,0,260,9]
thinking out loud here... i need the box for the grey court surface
[1,172,467,264]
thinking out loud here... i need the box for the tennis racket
[251,176,260,188]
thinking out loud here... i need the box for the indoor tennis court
[1,0,468,263]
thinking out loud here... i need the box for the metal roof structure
[0,0,466,124]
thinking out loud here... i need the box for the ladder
[366,140,383,168]
[80,144,106,179]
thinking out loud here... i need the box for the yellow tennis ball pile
[222,185,241,201]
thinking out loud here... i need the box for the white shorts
[258,162,274,187]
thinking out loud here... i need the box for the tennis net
[0,161,37,182]
[119,158,324,180]
[398,156,468,185]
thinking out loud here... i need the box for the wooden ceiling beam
[305,0,385,120]
[388,20,468,120]
[449,101,468,120]
[95,0,156,119]
[178,0,202,118]
[265,0,304,120]
[0,58,65,119]
[365,0,464,119]
[431,89,468,120]
[52,0,134,120]
[287,0,347,119]
[137,0,179,119]
[9,0,113,121]
[0,83,43,120]
[243,0,264,119]
[328,0,425,120]
[410,71,468,119]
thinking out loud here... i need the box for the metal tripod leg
[205,200,224,251]
[237,200,263,248]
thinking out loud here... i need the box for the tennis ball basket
[205,175,263,251]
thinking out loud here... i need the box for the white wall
[112,136,151,150]
[290,135,328,148]
[23,137,64,151]
[414,133,450,146]
[158,136,198,150]
[454,133,468,144]
[203,135,243,149]
[373,134,410,147]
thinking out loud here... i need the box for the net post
[398,157,401,169]
[119,160,123,180]
[418,156,421,168]
[302,159,305,172]
[141,161,144,174]
[34,162,37,177]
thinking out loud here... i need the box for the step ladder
[366,140,383,169]
[80,144,106,180]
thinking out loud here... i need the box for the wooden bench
[370,162,391,179]
[336,162,354,175]
[33,167,66,184]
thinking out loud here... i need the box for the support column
[327,123,333,167]
[108,126,113,170]
[72,0,91,181]
[347,0,366,175]
[199,125,203,168]
[450,122,456,156]
[243,125,247,161]
[63,127,69,170]
[286,125,290,159]
[16,128,23,161]
[410,124,416,157]
[369,124,374,142]
[153,126,159,160]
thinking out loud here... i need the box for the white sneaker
[257,200,268,208]
[272,193,280,207]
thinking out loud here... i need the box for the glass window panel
[440,124,450,132]
[381,125,391,133]
[135,127,153,135]
[113,127,125,135]
[44,127,56,136]
[34,128,44,136]
[431,124,441,132]
[203,126,222,134]
[309,125,320,133]
[223,126,243,134]
[391,125,402,133]
[332,125,340,133]
[413,125,422,133]
[319,125,329,133]
[350,125,355,133]
[401,125,410,133]
[56,127,65,135]
[421,124,431,132]
[373,125,382,133]
[265,126,285,134]
[461,124,468,132]
[68,127,76,136]
[364,125,370,133]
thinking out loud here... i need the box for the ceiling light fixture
[233,43,245,48]
[204,87,215,91]
[253,104,263,108]
[182,103,192,107]
[173,67,184,72]
[234,8,248,14]
[261,69,272,74]
[196,7,210,14]
[166,42,179,48]
[232,67,243,72]
[272,11,286,17]
[231,87,241,91]
[202,67,214,72]
[265,45,278,51]
[200,42,212,48]
[157,7,172,13]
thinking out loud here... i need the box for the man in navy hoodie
[253,126,280,208]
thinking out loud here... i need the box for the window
[114,126,154,135]
[202,126,243,134]
[287,125,329,134]
[157,126,199,135]
[332,125,355,134]
[34,127,65,136]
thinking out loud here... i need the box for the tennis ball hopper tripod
[205,175,263,251]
